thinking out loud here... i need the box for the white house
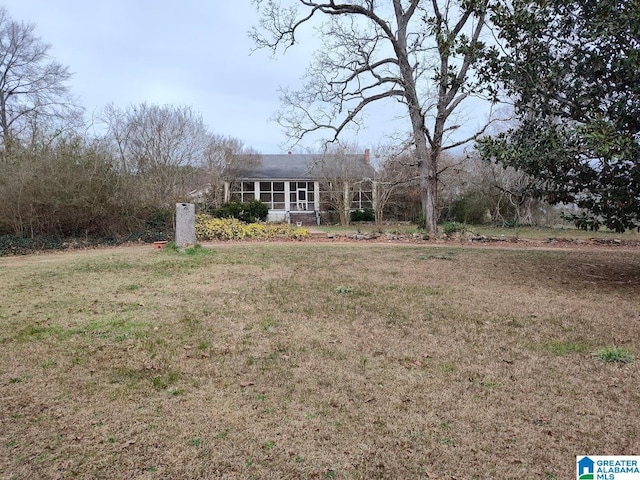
[225,150,375,225]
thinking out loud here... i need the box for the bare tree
[100,103,212,207]
[372,145,419,224]
[101,103,133,174]
[252,0,495,233]
[311,143,373,226]
[437,151,548,226]
[0,7,76,158]
[471,157,545,226]
[200,134,261,209]
[0,132,136,238]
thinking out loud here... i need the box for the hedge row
[208,200,269,224]
[0,217,306,255]
[0,235,129,256]
[0,228,172,257]
[195,215,308,241]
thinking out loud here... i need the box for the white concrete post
[176,203,196,247]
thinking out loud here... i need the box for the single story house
[225,150,375,225]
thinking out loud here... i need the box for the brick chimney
[364,148,370,163]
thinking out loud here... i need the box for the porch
[225,180,321,225]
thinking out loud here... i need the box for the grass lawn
[1,242,639,479]
[315,223,640,242]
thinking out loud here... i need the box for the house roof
[232,153,375,181]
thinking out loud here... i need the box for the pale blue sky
[3,1,298,152]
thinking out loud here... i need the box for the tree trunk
[419,154,438,233]
[0,95,12,159]
[394,9,438,234]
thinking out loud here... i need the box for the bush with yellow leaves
[195,214,308,241]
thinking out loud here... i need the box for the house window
[258,181,286,209]
[352,188,373,210]
[318,182,373,211]
[230,181,255,203]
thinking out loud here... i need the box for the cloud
[2,1,411,153]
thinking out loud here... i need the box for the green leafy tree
[478,0,640,232]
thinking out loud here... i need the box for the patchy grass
[316,223,640,242]
[0,243,639,478]
[316,223,422,235]
[469,224,640,241]
[544,340,592,356]
[594,346,635,364]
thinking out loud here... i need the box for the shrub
[445,190,491,224]
[212,200,268,223]
[0,234,124,257]
[122,209,173,243]
[442,222,468,235]
[0,235,57,256]
[417,212,426,229]
[195,215,308,241]
[351,208,375,222]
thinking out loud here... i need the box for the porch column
[372,180,378,222]
[344,181,350,225]
[314,181,320,212]
[284,181,291,211]
[223,182,230,203]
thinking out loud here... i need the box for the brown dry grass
[1,243,639,479]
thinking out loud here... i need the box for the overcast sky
[2,1,418,153]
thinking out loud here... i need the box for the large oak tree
[252,0,494,233]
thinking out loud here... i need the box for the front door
[296,188,307,211]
